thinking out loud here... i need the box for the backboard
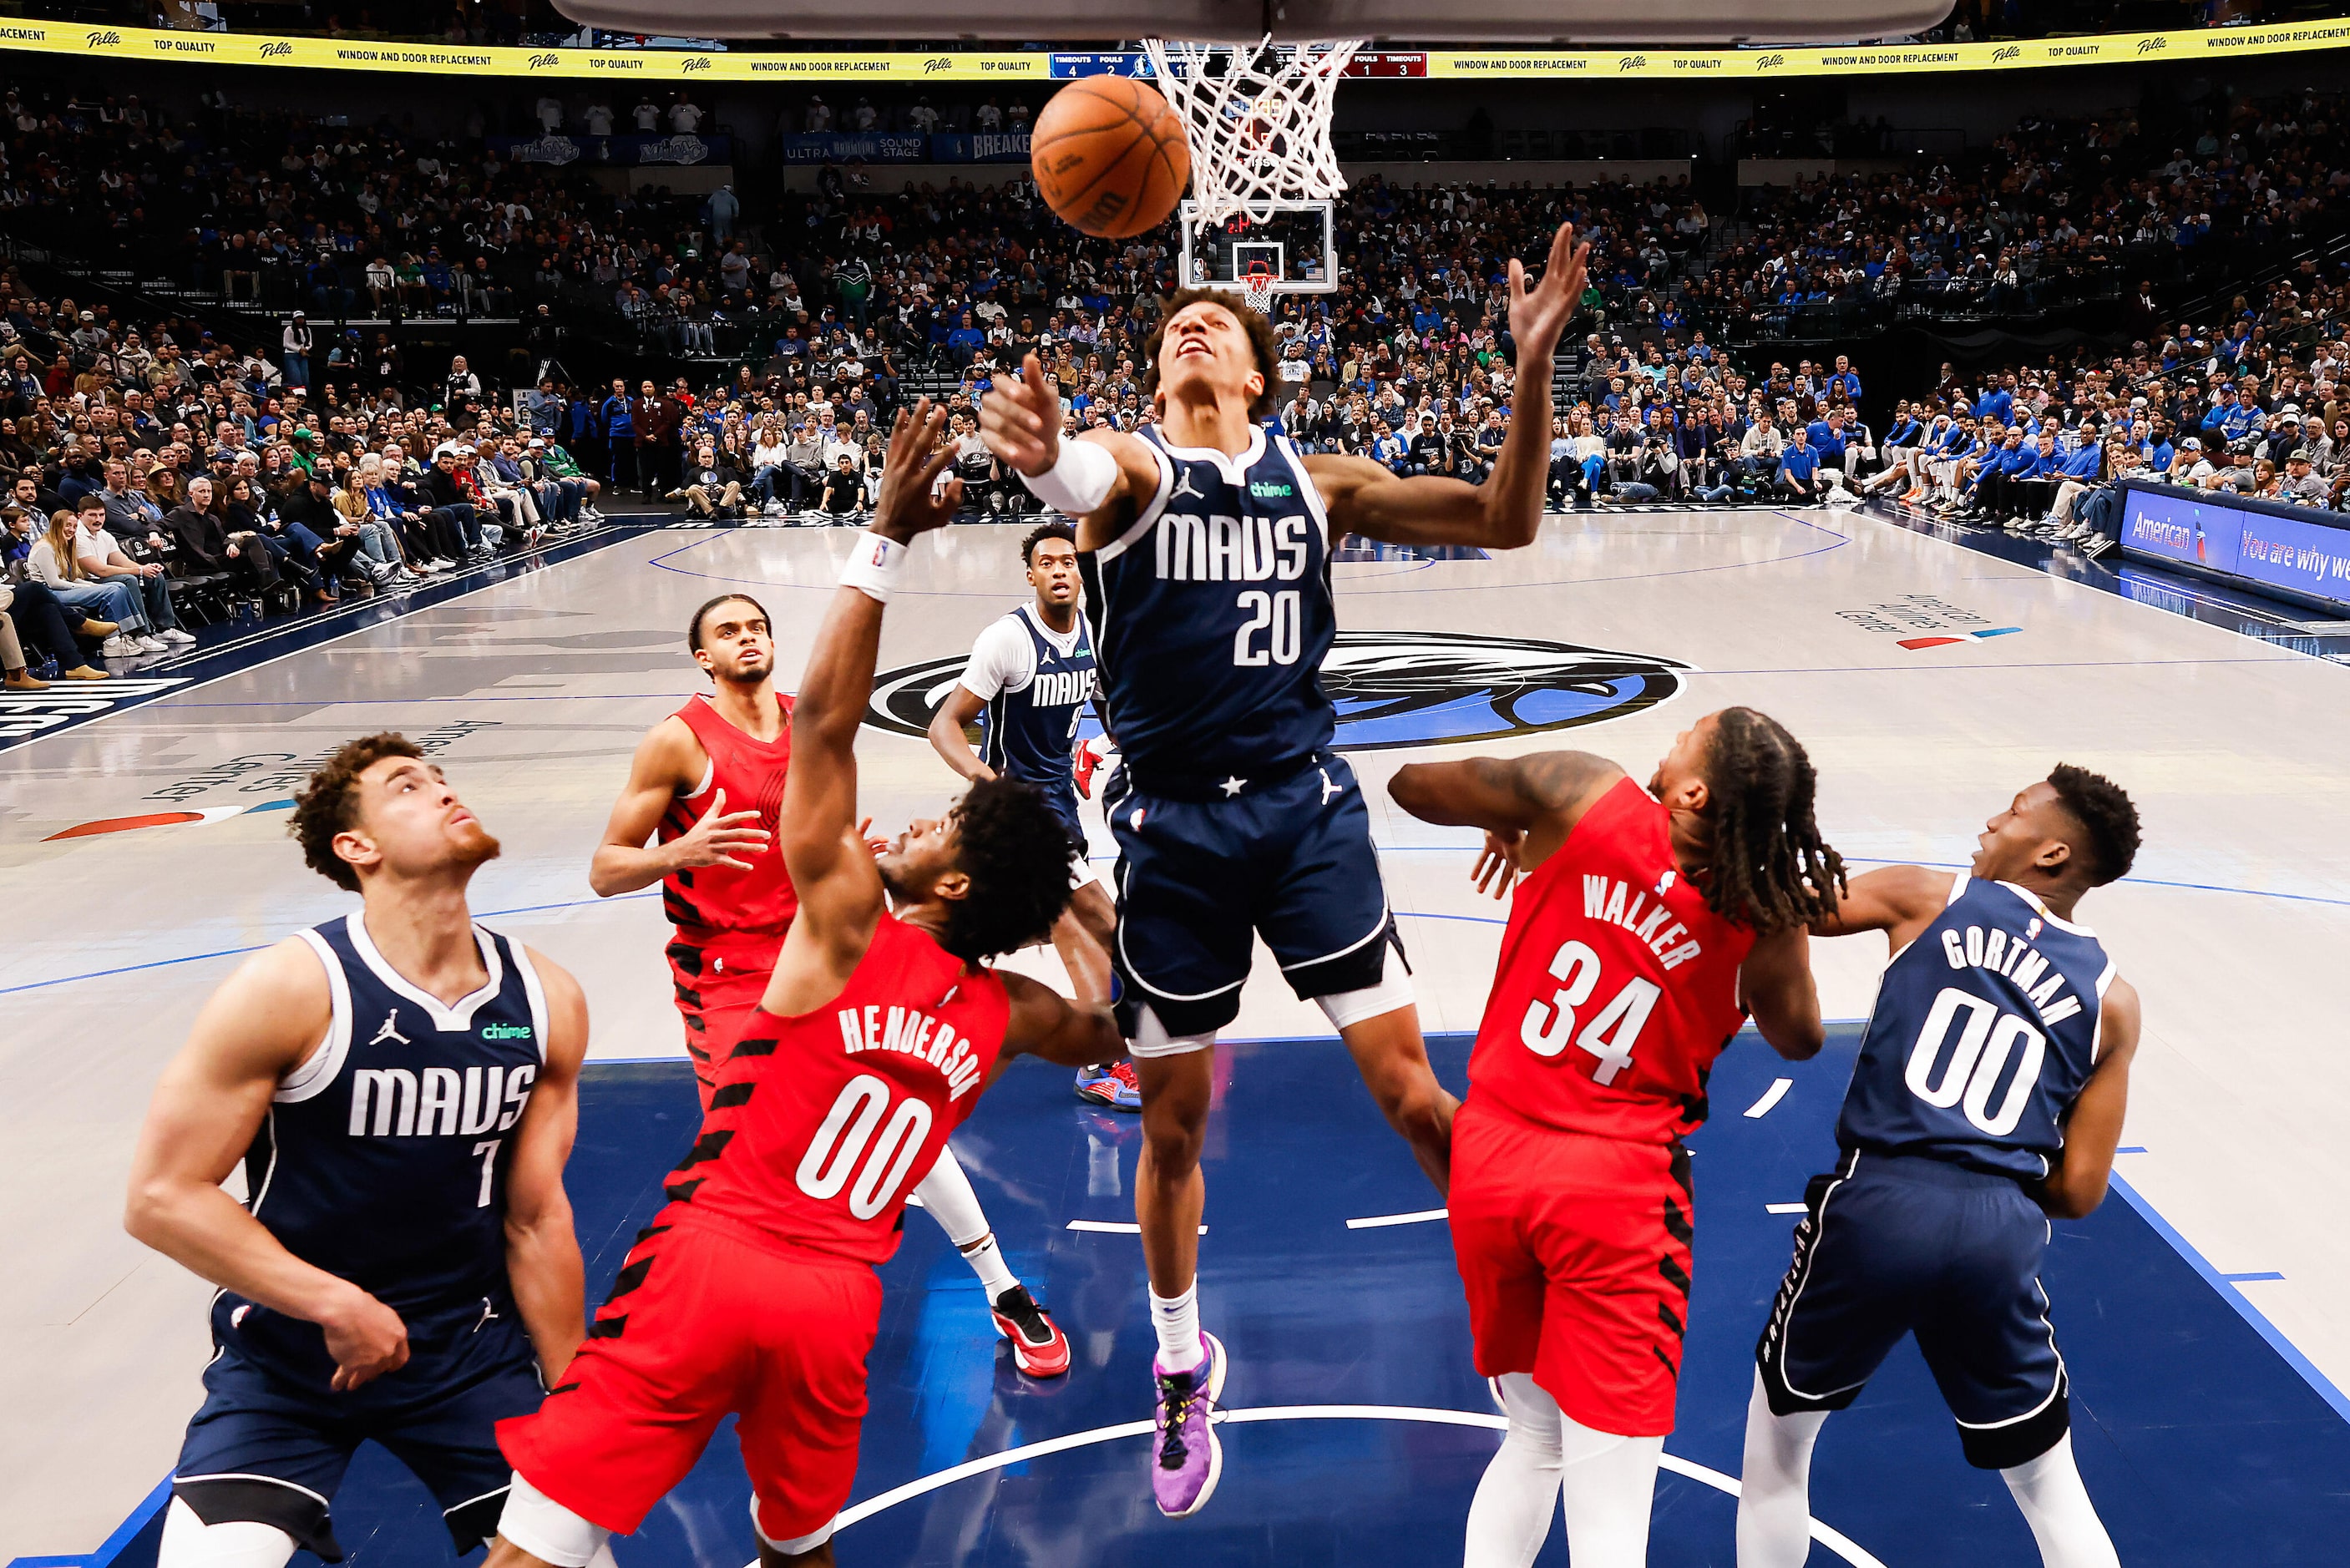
[1180,200,1339,297]
[553,0,1956,43]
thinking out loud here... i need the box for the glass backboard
[1179,200,1339,296]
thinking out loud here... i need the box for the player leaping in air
[980,220,1591,1518]
[485,402,1123,1568]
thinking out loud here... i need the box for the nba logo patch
[2025,918,2044,943]
[1130,808,1146,829]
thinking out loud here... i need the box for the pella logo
[682,55,710,71]
[924,56,952,72]
[529,50,560,68]
[1755,53,1785,68]
[259,39,291,57]
[85,28,120,45]
[1992,44,2018,62]
[2137,35,2168,52]
[1618,53,1648,70]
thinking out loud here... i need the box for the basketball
[1031,76,1190,240]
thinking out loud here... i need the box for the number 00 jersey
[1079,426,1337,782]
[1836,876,2113,1181]
[1468,779,1757,1145]
[657,913,1010,1266]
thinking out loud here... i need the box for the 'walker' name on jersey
[1081,427,1339,780]
[835,1003,985,1100]
[1581,873,1706,970]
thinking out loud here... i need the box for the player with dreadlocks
[1386,706,1845,1568]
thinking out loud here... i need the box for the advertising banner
[2120,483,2350,610]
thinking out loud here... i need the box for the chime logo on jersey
[864,630,1689,751]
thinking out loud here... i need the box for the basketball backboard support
[1181,200,1338,296]
[553,0,1955,44]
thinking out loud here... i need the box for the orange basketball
[1031,76,1191,240]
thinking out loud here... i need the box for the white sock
[159,1500,296,1568]
[1150,1282,1202,1373]
[1736,1370,1829,1568]
[1465,1372,1563,1568]
[2002,1434,2120,1568]
[914,1148,1017,1297]
[1556,1408,1664,1568]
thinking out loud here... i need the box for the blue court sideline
[69,1029,2350,1568]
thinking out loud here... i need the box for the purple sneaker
[1149,1331,1227,1518]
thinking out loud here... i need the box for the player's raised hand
[1471,827,1523,901]
[1506,222,1593,360]
[669,786,768,873]
[979,352,1063,478]
[322,1286,410,1392]
[871,397,965,544]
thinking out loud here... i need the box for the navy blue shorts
[1102,750,1399,1036]
[1755,1151,2070,1469]
[173,1292,545,1560]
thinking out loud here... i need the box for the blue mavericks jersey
[1079,426,1337,780]
[248,913,550,1317]
[982,603,1096,787]
[1837,878,2114,1181]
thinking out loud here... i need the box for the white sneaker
[428,558,453,571]
[137,634,171,653]
[158,627,196,645]
[100,635,139,658]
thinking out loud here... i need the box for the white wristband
[1018,438,1117,517]
[838,531,908,603]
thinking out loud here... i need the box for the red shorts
[498,1211,881,1545]
[1447,1096,1695,1437]
[666,930,782,1109]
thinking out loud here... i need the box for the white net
[1141,37,1360,231]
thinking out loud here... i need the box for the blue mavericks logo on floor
[865,631,1687,751]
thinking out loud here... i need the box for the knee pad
[495,1471,612,1568]
[751,1493,838,1555]
[1314,943,1416,1030]
[1127,1003,1217,1060]
[159,1498,299,1568]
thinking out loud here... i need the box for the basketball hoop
[1239,260,1277,317]
[1142,36,1359,231]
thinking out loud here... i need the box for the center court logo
[864,630,1688,751]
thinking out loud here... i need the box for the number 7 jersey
[1469,778,1758,1145]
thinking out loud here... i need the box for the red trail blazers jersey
[654,913,1010,1266]
[1469,778,1756,1144]
[661,692,799,939]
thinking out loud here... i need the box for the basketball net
[1142,37,1359,235]
[1239,260,1277,316]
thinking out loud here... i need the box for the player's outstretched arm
[586,718,767,897]
[124,939,412,1391]
[976,352,1157,544]
[2039,977,2140,1219]
[927,683,997,783]
[1390,750,1623,893]
[1738,925,1827,1061]
[504,953,589,1383]
[1811,863,1955,950]
[765,401,965,1014]
[999,971,1125,1070]
[1305,223,1589,550]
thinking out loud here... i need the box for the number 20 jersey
[1469,779,1758,1146]
[1078,426,1337,781]
[1836,876,2112,1181]
[658,913,1009,1266]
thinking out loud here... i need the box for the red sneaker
[990,1284,1072,1378]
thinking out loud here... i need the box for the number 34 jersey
[1469,778,1759,1146]
[1078,426,1337,781]
[1837,876,2114,1182]
[660,913,1010,1266]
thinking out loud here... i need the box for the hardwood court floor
[3,506,2344,1562]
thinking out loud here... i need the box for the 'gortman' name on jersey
[1935,918,2086,1027]
[836,1003,985,1100]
